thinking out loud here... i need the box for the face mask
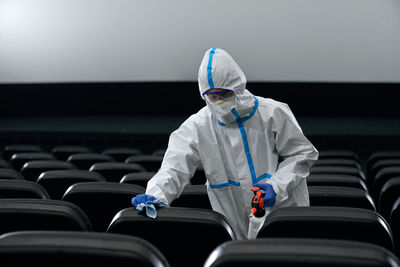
[212,95,236,115]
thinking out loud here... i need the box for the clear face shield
[202,89,235,103]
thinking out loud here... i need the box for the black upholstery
[313,158,361,169]
[308,186,376,210]
[379,177,400,222]
[306,174,368,191]
[10,152,56,171]
[0,169,24,180]
[310,166,365,180]
[390,197,400,256]
[171,184,211,209]
[107,207,235,267]
[67,153,114,170]
[21,160,77,181]
[369,159,400,188]
[120,171,156,187]
[125,155,163,172]
[52,145,92,161]
[367,151,400,177]
[89,162,146,182]
[0,159,13,169]
[62,182,145,231]
[257,206,394,252]
[2,145,43,161]
[0,231,170,267]
[318,150,360,162]
[37,170,106,199]
[204,238,400,267]
[373,167,400,202]
[0,180,49,199]
[102,148,142,162]
[0,199,92,234]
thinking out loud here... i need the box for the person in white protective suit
[132,48,319,240]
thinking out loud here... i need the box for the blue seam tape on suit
[210,179,241,189]
[231,97,271,186]
[207,48,216,89]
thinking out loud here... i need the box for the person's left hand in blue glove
[253,183,276,207]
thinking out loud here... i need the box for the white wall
[1,0,400,83]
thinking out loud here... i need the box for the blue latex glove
[253,183,276,207]
[131,194,167,219]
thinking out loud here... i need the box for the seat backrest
[367,151,400,177]
[0,169,25,180]
[379,177,400,222]
[369,159,400,188]
[102,148,142,162]
[390,197,400,256]
[308,186,376,211]
[0,180,49,199]
[0,199,92,234]
[2,145,43,161]
[204,238,400,267]
[89,162,146,182]
[10,152,56,171]
[0,159,13,169]
[373,167,400,202]
[310,166,365,180]
[37,170,106,199]
[313,158,361,169]
[67,153,114,170]
[258,206,394,252]
[125,155,163,172]
[306,174,368,191]
[52,146,92,161]
[107,207,235,267]
[171,184,211,209]
[62,182,145,231]
[0,231,170,267]
[21,160,77,181]
[120,171,156,187]
[318,150,360,162]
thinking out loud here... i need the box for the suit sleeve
[145,118,201,205]
[268,103,319,204]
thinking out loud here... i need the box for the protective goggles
[202,89,234,103]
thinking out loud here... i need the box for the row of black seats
[0,200,399,266]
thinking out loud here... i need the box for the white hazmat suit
[146,48,319,239]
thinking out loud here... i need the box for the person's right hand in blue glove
[253,183,276,207]
[131,194,156,207]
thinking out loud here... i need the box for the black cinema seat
[373,167,400,202]
[0,180,49,199]
[368,159,400,188]
[379,178,400,222]
[21,160,77,181]
[0,159,13,169]
[125,155,163,172]
[204,238,400,267]
[120,172,156,188]
[0,199,92,234]
[89,162,145,182]
[102,148,142,162]
[0,231,170,267]
[310,166,365,180]
[37,170,106,199]
[390,197,400,256]
[257,206,394,252]
[0,169,24,180]
[367,151,400,176]
[306,174,368,191]
[313,158,361,169]
[10,152,56,171]
[152,148,166,156]
[2,145,43,161]
[67,153,114,170]
[107,207,235,267]
[62,182,145,231]
[171,184,211,209]
[318,150,360,162]
[308,186,375,211]
[52,145,92,161]
[190,166,207,185]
